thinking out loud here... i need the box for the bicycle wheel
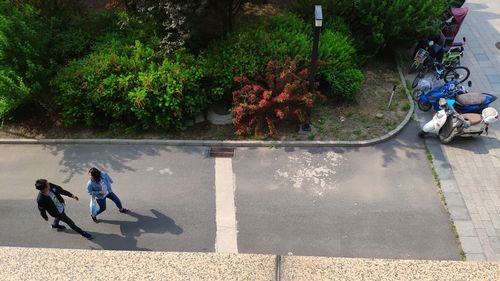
[444,66,470,83]
[412,71,424,88]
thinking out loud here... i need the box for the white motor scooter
[418,98,499,144]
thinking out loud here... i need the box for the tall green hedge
[289,0,452,54]
[0,1,46,119]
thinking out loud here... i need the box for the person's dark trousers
[95,192,123,216]
[53,212,85,235]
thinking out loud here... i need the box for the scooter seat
[456,92,486,105]
[461,113,482,125]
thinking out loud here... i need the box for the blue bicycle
[411,59,470,89]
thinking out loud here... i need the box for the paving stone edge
[397,51,480,261]
[0,57,414,147]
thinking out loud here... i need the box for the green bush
[319,67,363,101]
[0,1,46,120]
[203,13,362,102]
[52,36,207,130]
[316,29,362,100]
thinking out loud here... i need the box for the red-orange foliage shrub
[232,59,314,137]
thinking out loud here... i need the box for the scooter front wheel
[418,130,426,138]
[417,100,432,112]
[439,134,452,144]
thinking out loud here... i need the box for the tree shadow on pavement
[89,209,182,250]
[41,144,206,183]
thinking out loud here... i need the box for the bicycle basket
[414,48,429,63]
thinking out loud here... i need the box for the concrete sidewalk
[0,247,498,281]
[419,0,500,261]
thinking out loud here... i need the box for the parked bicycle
[410,38,465,74]
[411,58,470,89]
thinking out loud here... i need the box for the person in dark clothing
[35,179,93,240]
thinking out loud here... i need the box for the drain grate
[209,147,234,158]
[496,42,500,50]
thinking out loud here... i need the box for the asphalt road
[235,122,459,260]
[0,145,215,252]
[0,121,461,259]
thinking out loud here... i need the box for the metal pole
[388,85,397,108]
[309,26,321,92]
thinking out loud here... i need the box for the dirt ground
[0,56,410,141]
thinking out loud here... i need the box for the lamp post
[302,5,322,132]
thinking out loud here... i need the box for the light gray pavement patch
[233,122,461,260]
[0,144,216,252]
[409,0,500,261]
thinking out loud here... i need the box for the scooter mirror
[439,98,447,107]
[468,81,472,87]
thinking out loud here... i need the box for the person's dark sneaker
[119,208,129,213]
[90,215,99,223]
[51,225,66,231]
[82,232,93,240]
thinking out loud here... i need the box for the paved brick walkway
[434,0,500,261]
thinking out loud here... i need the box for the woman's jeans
[95,192,123,216]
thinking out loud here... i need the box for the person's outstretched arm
[54,184,78,200]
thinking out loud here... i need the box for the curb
[0,59,414,148]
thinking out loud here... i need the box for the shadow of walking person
[89,209,182,251]
[100,209,183,238]
[87,232,151,251]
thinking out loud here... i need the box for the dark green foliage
[203,13,363,102]
[46,10,122,65]
[52,37,207,130]
[289,0,451,54]
[0,1,46,119]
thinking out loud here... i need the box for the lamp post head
[314,5,323,27]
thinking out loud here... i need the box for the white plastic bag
[90,197,99,216]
